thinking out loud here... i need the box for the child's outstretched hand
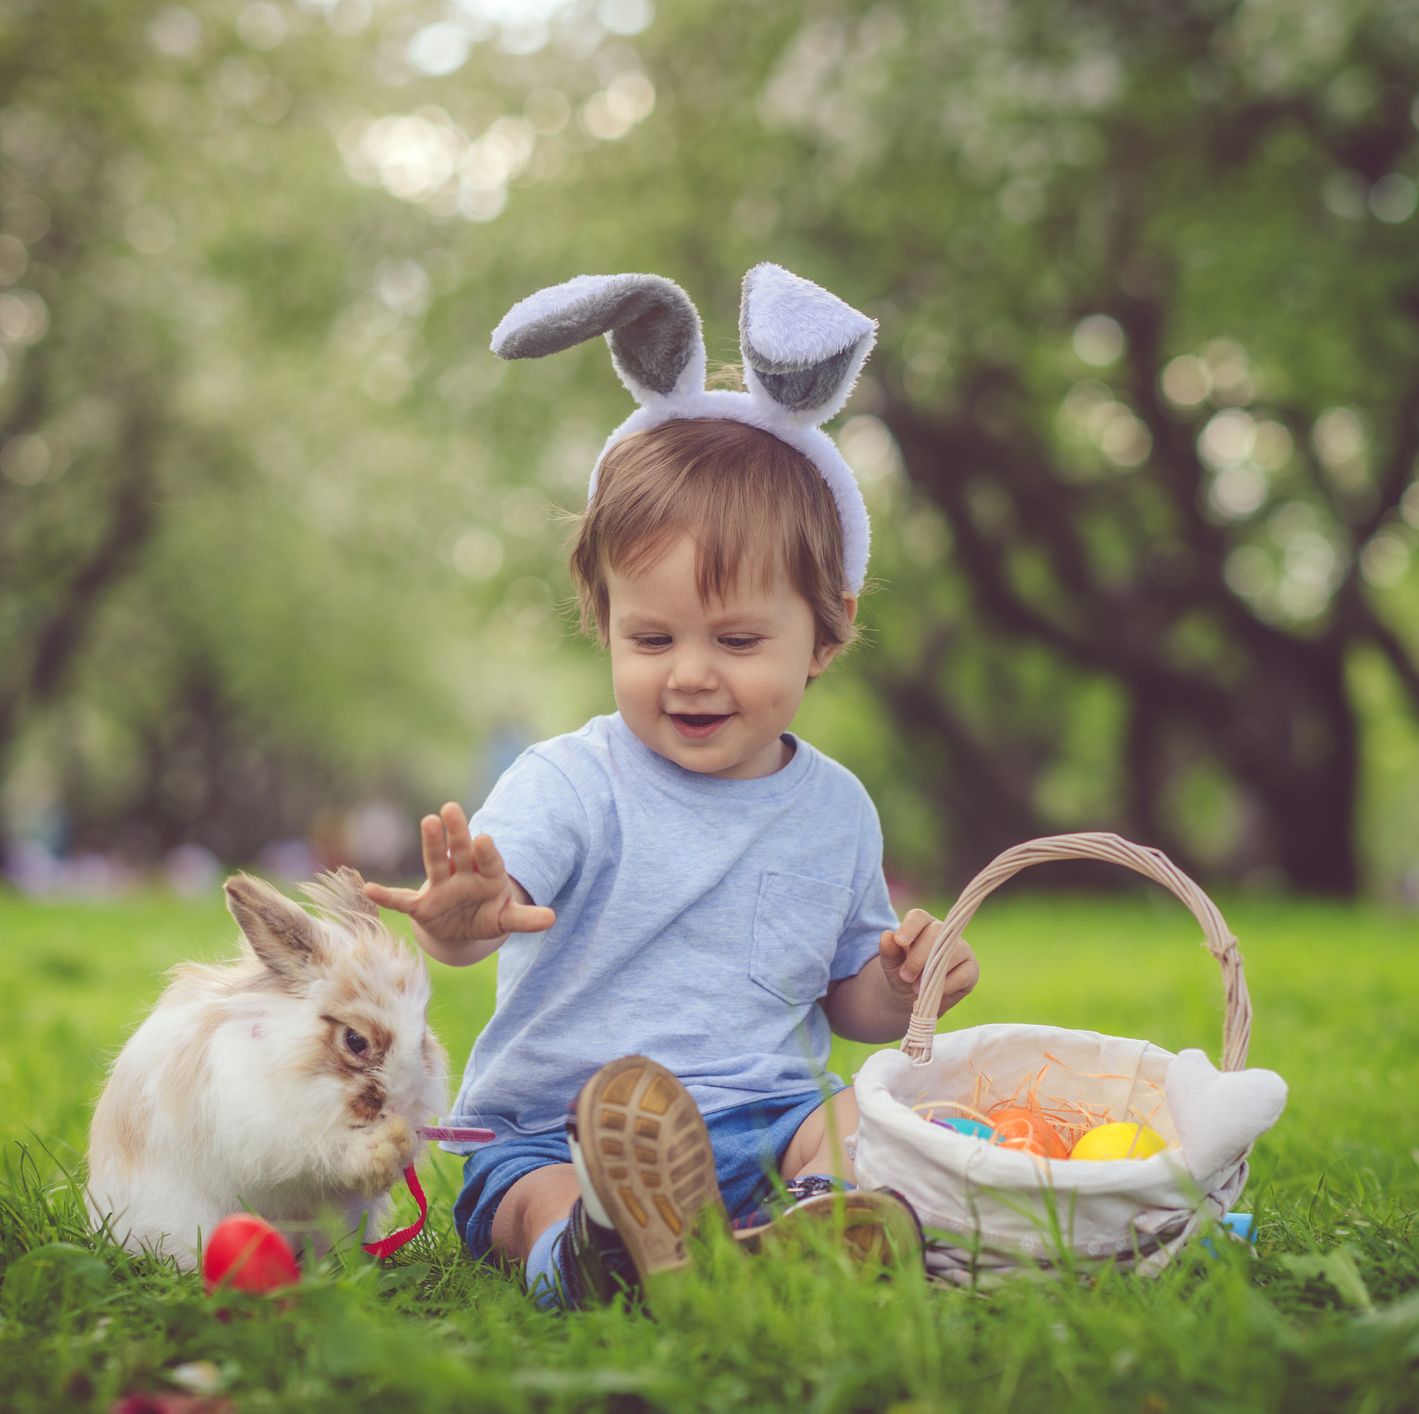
[364,803,555,965]
[879,909,979,1017]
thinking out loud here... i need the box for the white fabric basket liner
[850,834,1288,1278]
[854,1021,1283,1266]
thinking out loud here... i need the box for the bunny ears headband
[490,263,877,594]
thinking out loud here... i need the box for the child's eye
[632,635,671,650]
[720,636,763,651]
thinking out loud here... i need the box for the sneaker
[730,1172,847,1229]
[734,1183,925,1271]
[553,1196,638,1308]
[563,1055,724,1303]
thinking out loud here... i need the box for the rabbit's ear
[491,273,706,404]
[224,874,327,988]
[310,865,379,921]
[739,263,876,425]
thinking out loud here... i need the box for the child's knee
[781,1088,859,1178]
[488,1163,581,1263]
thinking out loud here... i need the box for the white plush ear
[1165,1048,1288,1181]
[739,263,877,426]
[490,273,706,405]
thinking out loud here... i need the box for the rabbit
[86,866,448,1267]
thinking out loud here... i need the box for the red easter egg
[987,1105,1070,1160]
[202,1214,300,1294]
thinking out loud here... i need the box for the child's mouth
[669,713,731,740]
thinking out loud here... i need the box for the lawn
[1,886,1417,1412]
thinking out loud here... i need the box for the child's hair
[569,417,857,654]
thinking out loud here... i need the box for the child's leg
[777,1087,860,1183]
[488,1164,581,1263]
[564,1054,723,1297]
[479,1057,723,1310]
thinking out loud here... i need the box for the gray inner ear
[744,342,861,414]
[606,286,700,396]
[498,275,698,396]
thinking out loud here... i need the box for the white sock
[523,1217,570,1310]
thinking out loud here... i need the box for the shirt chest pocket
[749,871,854,1006]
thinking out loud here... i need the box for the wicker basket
[851,832,1286,1284]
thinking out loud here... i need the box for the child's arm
[821,909,979,1044]
[364,802,555,967]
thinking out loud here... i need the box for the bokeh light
[1369,174,1417,224]
[839,415,905,490]
[1072,314,1124,367]
[1160,355,1210,408]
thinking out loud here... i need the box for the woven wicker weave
[902,831,1253,1072]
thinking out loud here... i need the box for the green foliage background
[3,0,1419,891]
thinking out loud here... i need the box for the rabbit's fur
[87,867,448,1266]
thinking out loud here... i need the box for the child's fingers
[364,880,422,914]
[420,814,452,883]
[890,908,937,949]
[879,928,908,976]
[440,802,475,873]
[470,832,507,880]
[898,918,948,987]
[502,901,556,934]
[939,943,981,1009]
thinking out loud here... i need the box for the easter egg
[987,1105,1069,1160]
[202,1214,301,1294]
[1069,1122,1167,1161]
[931,1117,995,1141]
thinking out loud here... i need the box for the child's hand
[879,910,979,1017]
[364,803,555,961]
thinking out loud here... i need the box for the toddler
[367,267,979,1307]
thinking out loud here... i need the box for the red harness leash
[361,1126,495,1259]
[362,1165,429,1258]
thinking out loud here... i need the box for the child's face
[606,534,850,779]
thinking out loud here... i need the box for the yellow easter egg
[1069,1122,1167,1161]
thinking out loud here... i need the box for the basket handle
[901,831,1252,1072]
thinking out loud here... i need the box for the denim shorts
[453,1085,844,1262]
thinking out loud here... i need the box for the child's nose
[667,647,719,692]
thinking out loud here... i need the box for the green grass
[2,887,1417,1411]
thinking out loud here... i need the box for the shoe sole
[734,1190,925,1269]
[570,1055,723,1284]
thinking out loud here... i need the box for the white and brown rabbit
[87,867,448,1266]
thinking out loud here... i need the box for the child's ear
[809,593,858,677]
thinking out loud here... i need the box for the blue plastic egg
[931,1117,995,1141]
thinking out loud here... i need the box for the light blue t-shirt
[447,712,897,1142]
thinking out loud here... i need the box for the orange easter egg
[987,1105,1070,1160]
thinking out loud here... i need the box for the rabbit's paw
[353,1115,414,1197]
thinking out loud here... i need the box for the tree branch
[0,396,159,766]
[885,393,1242,721]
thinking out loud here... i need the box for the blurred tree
[3,0,1417,895]
[443,0,1419,893]
[0,3,173,776]
[848,0,1419,896]
[0,0,603,864]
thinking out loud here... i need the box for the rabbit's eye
[344,1027,370,1057]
